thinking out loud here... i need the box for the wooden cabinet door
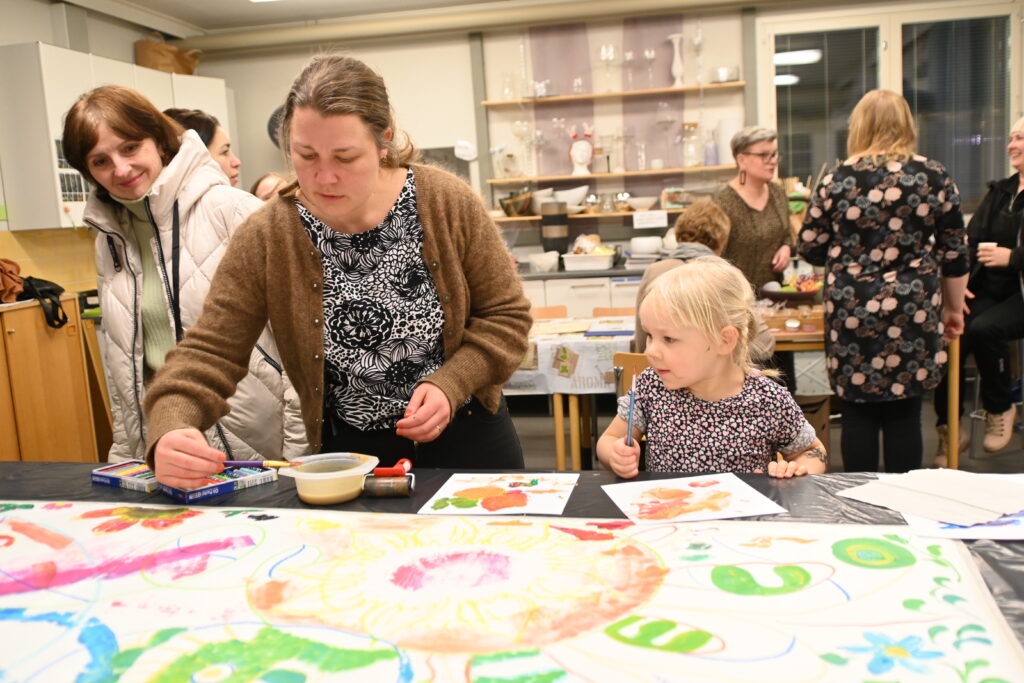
[2,301,96,462]
[0,327,19,460]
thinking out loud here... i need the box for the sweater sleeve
[143,219,272,464]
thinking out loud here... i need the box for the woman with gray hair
[713,126,792,290]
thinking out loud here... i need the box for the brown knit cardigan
[144,164,531,459]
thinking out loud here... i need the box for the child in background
[598,257,828,479]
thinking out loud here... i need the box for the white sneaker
[983,405,1017,453]
[934,424,969,468]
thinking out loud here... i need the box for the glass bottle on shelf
[680,122,701,167]
[703,129,720,167]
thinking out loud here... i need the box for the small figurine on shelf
[568,122,594,176]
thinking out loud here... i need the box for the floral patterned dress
[798,155,968,402]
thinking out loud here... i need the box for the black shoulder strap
[170,200,183,341]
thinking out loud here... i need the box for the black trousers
[322,395,524,469]
[935,289,1024,425]
[839,396,923,473]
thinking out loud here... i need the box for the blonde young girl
[597,257,828,478]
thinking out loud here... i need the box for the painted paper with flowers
[602,472,786,523]
[1,501,1022,682]
[418,472,580,515]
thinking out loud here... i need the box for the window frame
[756,1,1021,179]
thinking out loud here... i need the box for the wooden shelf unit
[481,81,745,107]
[488,165,736,186]
[494,209,684,224]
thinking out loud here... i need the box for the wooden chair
[612,351,649,396]
[593,306,635,317]
[531,305,568,319]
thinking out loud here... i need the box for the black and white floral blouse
[298,168,446,430]
[798,155,968,402]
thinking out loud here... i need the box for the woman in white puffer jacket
[63,85,307,463]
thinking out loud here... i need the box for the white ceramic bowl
[279,452,379,505]
[627,196,658,211]
[566,204,586,215]
[630,236,663,255]
[554,184,589,207]
[531,187,555,215]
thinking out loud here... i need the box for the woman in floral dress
[798,89,968,473]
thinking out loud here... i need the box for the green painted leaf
[928,625,949,641]
[680,554,710,561]
[883,533,909,544]
[957,624,987,637]
[903,599,925,611]
[431,498,451,510]
[934,576,952,586]
[451,497,479,508]
[927,544,943,557]
[964,659,989,674]
[942,594,966,605]
[819,653,848,665]
[955,637,992,649]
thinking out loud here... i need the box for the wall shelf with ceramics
[493,209,684,224]
[481,81,745,107]
[488,165,735,186]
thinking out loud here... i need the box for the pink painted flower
[884,247,900,261]
[916,203,930,217]
[887,326,902,338]
[888,217,903,230]
[845,317,860,329]
[866,300,881,313]
[936,350,948,364]
[891,383,905,396]
[916,368,929,381]
[885,354,901,367]
[851,373,866,385]
[871,357,885,369]
[881,297,898,311]
[884,187,902,201]
[868,189,883,202]
[846,206,862,220]
[913,310,927,323]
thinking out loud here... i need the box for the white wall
[199,35,479,193]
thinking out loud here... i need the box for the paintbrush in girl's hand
[624,376,637,447]
[222,460,295,468]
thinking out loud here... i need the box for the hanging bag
[17,276,69,328]
[0,258,24,303]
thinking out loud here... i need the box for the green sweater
[117,197,175,380]
[144,164,531,457]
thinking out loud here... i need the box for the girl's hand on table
[395,382,452,443]
[153,428,225,488]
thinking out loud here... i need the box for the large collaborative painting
[1,500,1021,681]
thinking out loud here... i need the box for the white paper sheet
[418,472,579,515]
[601,472,786,523]
[837,469,1024,527]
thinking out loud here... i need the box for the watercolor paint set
[91,460,278,502]
[91,460,160,492]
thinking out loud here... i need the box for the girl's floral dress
[798,155,968,402]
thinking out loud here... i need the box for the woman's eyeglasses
[742,151,781,163]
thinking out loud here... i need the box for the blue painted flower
[842,633,943,674]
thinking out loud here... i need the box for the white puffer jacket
[83,130,307,463]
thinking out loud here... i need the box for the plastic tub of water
[279,452,379,505]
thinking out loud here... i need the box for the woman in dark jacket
[933,115,1024,465]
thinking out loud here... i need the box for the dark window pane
[775,29,878,184]
[903,17,1009,213]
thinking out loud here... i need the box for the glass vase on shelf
[681,122,701,167]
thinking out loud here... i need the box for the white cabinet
[0,42,230,231]
[521,280,546,308]
[610,277,641,308]
[544,277,610,318]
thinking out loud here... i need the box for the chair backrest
[593,306,635,317]
[531,305,568,319]
[612,351,649,396]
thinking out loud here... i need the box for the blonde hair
[1011,116,1024,136]
[847,89,916,164]
[674,200,730,252]
[645,256,761,373]
[279,53,417,168]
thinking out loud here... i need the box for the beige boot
[983,405,1017,453]
[934,424,969,468]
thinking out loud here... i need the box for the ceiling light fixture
[773,49,823,66]
[774,74,800,86]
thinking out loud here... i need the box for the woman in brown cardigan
[145,54,531,488]
[714,126,792,290]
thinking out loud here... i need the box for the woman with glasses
[798,89,968,473]
[713,126,792,291]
